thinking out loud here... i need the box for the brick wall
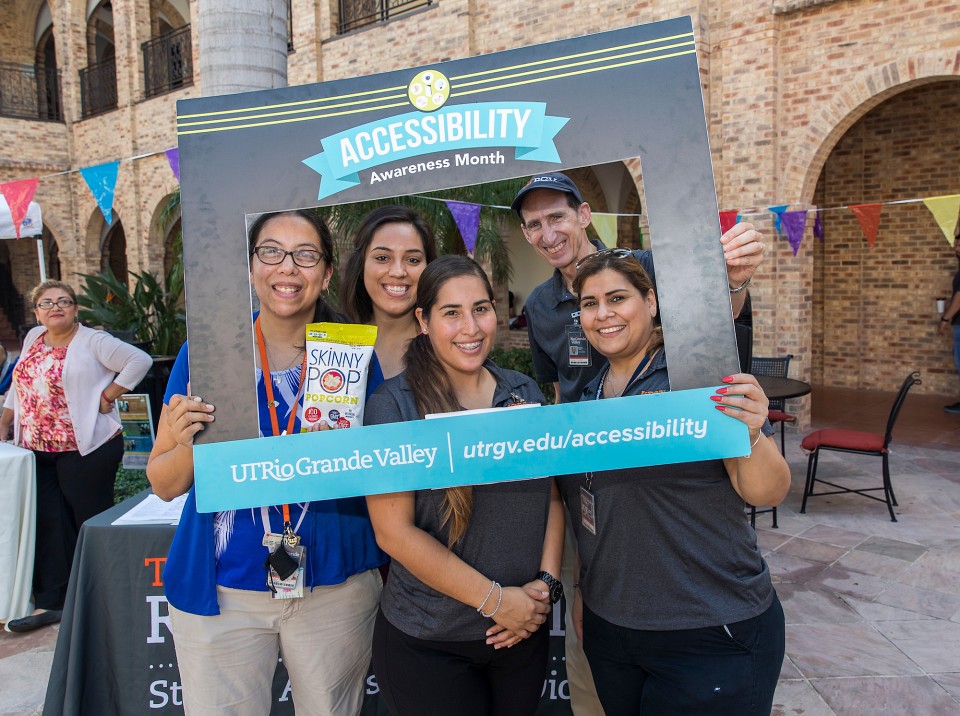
[1,0,959,406]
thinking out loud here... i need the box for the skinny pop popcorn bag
[302,322,377,430]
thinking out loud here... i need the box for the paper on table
[112,493,187,525]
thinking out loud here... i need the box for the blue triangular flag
[80,161,120,225]
[767,205,788,236]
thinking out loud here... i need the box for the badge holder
[264,525,305,599]
[581,471,597,535]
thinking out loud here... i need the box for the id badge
[264,534,305,599]
[566,324,591,367]
[580,485,597,535]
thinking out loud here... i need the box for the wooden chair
[750,355,796,457]
[799,371,921,522]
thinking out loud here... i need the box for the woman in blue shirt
[147,209,386,716]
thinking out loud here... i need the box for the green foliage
[76,265,186,356]
[489,346,555,403]
[114,466,150,504]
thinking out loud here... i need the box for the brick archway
[782,49,960,205]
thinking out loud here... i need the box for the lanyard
[255,315,308,436]
[597,353,651,401]
[255,315,309,540]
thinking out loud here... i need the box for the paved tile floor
[2,386,960,715]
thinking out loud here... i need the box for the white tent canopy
[0,197,46,279]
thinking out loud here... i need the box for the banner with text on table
[194,388,747,512]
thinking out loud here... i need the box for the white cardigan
[3,325,153,455]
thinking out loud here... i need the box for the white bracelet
[479,582,503,618]
[743,431,763,458]
[477,580,496,614]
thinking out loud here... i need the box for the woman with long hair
[563,250,790,715]
[364,255,565,716]
[1,279,151,632]
[147,209,386,715]
[339,205,437,379]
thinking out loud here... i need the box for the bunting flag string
[780,210,807,257]
[590,213,618,248]
[718,210,739,237]
[767,205,789,237]
[922,194,960,247]
[165,148,180,183]
[849,204,883,251]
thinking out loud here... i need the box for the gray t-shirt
[558,349,776,630]
[524,242,656,404]
[365,360,552,641]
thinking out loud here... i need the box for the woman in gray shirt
[562,250,791,716]
[365,256,565,716]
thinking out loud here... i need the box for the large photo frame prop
[177,16,744,512]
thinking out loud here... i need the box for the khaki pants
[170,570,381,716]
[562,525,605,716]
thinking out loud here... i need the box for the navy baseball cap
[511,172,584,217]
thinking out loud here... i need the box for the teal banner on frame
[193,387,748,513]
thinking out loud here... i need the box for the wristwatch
[535,571,564,604]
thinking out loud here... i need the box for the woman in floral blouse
[0,280,151,633]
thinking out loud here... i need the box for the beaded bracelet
[479,582,503,618]
[477,580,497,615]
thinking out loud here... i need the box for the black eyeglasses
[575,248,633,271]
[36,298,76,310]
[252,246,326,268]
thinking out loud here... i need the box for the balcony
[143,25,193,99]
[0,61,62,121]
[80,57,117,118]
[338,0,433,34]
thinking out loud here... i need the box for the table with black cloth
[44,490,574,715]
[756,375,812,401]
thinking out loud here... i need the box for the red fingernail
[710,395,723,402]
[722,376,735,383]
[716,387,728,394]
[715,405,727,411]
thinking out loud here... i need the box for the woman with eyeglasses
[1,280,152,632]
[147,210,387,715]
[364,256,565,716]
[339,205,437,380]
[560,251,790,716]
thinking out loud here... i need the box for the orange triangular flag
[0,178,39,238]
[850,204,883,250]
[922,194,960,247]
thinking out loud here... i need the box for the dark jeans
[372,607,549,716]
[583,596,785,716]
[32,434,123,610]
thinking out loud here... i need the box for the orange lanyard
[255,316,308,537]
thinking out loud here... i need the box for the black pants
[372,607,549,716]
[32,434,123,610]
[583,596,785,716]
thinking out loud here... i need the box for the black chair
[799,371,921,522]
[750,355,796,457]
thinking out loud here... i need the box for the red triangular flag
[0,178,39,239]
[718,210,738,237]
[850,204,883,250]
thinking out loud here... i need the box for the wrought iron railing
[80,57,118,118]
[338,0,433,34]
[143,24,193,98]
[0,61,63,121]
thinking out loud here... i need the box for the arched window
[80,1,117,117]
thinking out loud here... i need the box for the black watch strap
[535,570,564,604]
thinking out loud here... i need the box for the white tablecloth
[0,442,35,623]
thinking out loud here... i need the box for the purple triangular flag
[445,200,481,255]
[80,161,120,225]
[165,148,180,182]
[768,205,788,236]
[813,212,824,242]
[781,210,807,256]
